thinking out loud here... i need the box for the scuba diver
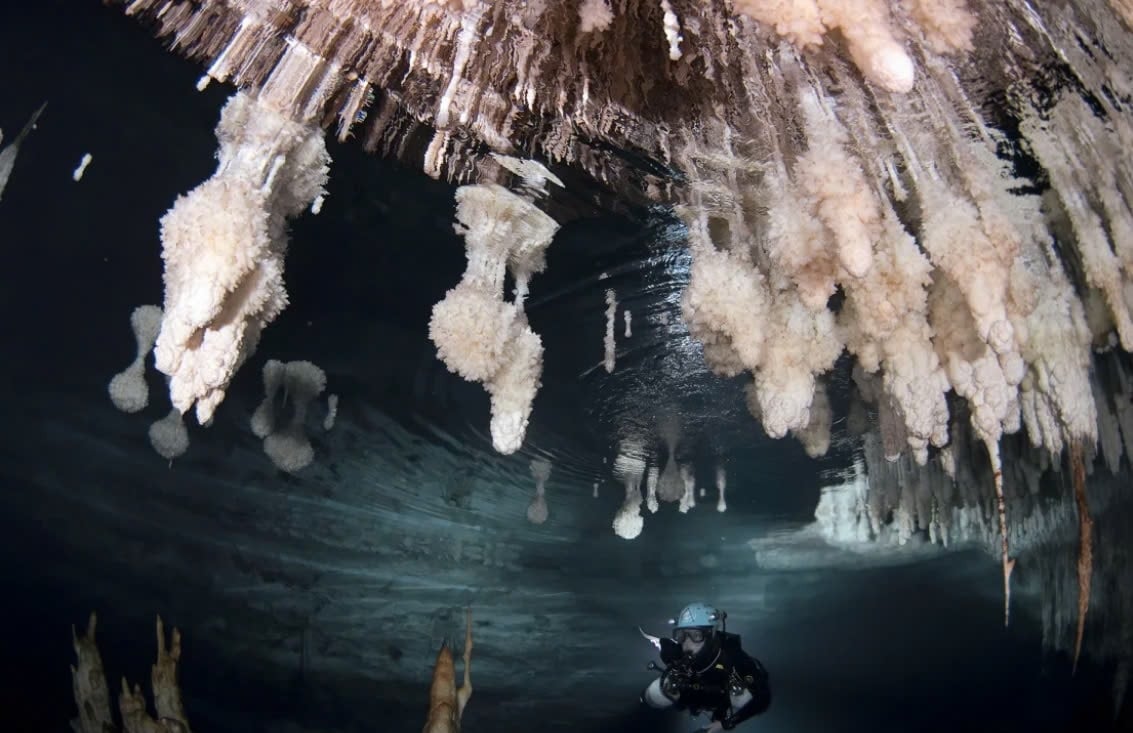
[640,602,771,731]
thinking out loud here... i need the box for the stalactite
[1070,440,1094,674]
[989,440,1015,627]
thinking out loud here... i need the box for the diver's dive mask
[672,627,710,644]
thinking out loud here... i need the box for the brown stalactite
[1070,440,1094,675]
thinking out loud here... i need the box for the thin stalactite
[1070,440,1094,674]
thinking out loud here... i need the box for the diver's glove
[660,661,693,701]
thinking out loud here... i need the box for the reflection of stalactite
[604,289,617,373]
[818,423,1132,713]
[815,344,1132,717]
[1070,440,1093,674]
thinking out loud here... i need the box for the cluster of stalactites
[114,0,1132,478]
[816,417,1070,554]
[114,0,990,198]
[678,0,1133,474]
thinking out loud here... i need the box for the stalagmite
[70,614,193,733]
[149,616,191,730]
[423,608,473,733]
[70,613,114,733]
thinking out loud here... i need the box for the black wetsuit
[656,631,771,729]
